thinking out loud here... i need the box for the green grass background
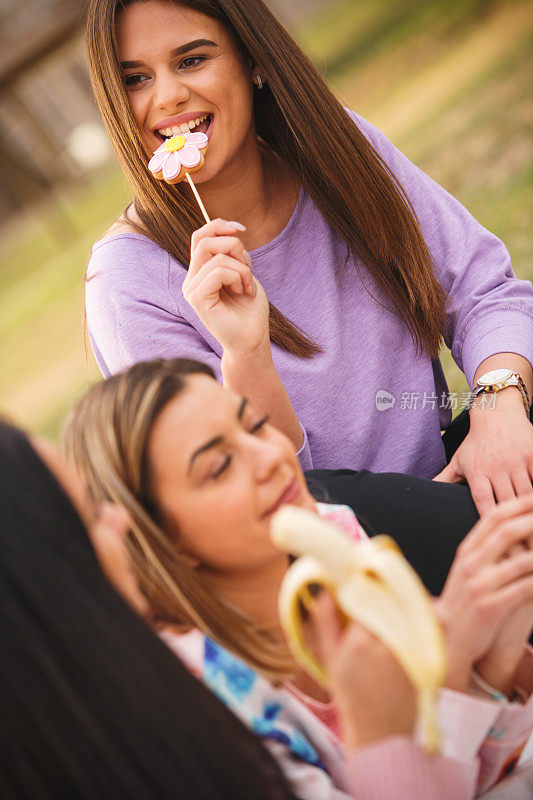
[1,0,531,437]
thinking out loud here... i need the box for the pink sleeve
[345,736,478,800]
[474,648,533,793]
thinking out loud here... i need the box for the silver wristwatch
[472,369,531,416]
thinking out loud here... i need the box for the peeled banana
[271,506,447,753]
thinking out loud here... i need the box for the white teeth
[157,114,209,138]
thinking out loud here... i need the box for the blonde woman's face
[116,0,259,184]
[147,375,315,577]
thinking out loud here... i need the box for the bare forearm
[221,344,304,450]
[436,354,533,511]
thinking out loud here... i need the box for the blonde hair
[85,0,447,358]
[61,358,294,682]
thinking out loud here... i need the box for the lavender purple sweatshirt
[86,112,533,478]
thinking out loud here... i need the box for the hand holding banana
[270,506,447,754]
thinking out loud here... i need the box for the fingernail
[95,501,114,521]
[298,584,320,618]
[227,221,246,231]
[97,502,129,532]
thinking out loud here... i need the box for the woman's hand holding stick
[183,220,305,451]
[183,219,267,356]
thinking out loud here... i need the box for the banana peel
[271,505,447,753]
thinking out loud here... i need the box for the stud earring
[256,74,263,90]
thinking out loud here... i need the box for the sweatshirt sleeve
[470,648,533,793]
[85,234,313,469]
[350,111,533,388]
[345,736,478,800]
[344,676,531,800]
[85,235,222,378]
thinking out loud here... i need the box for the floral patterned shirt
[160,504,533,799]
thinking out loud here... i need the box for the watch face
[479,368,513,385]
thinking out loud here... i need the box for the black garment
[305,406,533,596]
[305,468,477,596]
[304,409,479,596]
[441,407,471,463]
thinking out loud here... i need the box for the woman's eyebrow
[171,39,219,57]
[187,398,249,474]
[120,39,219,69]
[188,435,223,475]
[237,397,248,420]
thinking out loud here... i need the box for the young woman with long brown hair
[62,358,533,799]
[84,0,532,519]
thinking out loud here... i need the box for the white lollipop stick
[186,172,210,224]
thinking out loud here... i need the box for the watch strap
[473,372,530,417]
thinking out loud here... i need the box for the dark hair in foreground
[0,421,296,800]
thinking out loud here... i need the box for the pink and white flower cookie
[148,131,208,184]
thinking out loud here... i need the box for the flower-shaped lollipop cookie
[148,131,208,184]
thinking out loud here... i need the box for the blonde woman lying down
[62,358,533,800]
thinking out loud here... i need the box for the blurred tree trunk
[0,136,50,219]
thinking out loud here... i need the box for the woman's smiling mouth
[154,113,212,142]
[263,478,301,517]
